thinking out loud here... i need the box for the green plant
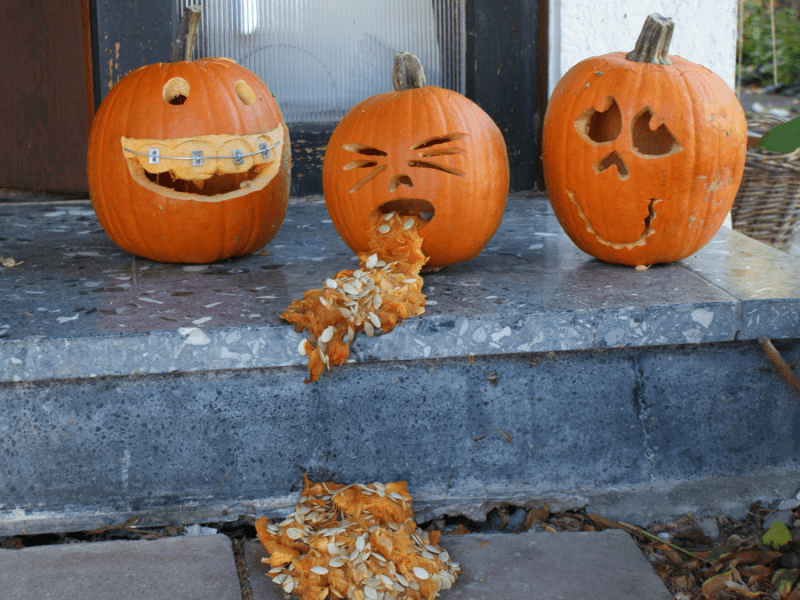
[739,0,800,88]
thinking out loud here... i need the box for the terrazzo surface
[2,192,799,383]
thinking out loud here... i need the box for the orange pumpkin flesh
[542,14,747,266]
[255,474,460,600]
[323,54,509,269]
[87,57,291,264]
[282,210,428,383]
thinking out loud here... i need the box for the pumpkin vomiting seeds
[255,475,460,600]
[281,211,428,382]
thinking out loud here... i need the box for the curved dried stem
[392,52,427,91]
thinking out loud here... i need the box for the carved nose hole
[576,97,622,144]
[389,173,413,192]
[594,151,629,180]
[632,108,682,156]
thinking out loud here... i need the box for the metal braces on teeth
[124,140,281,166]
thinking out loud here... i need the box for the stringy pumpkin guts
[255,475,460,600]
[281,211,428,382]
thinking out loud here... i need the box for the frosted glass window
[175,0,466,123]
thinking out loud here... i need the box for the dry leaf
[0,256,22,267]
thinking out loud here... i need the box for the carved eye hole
[235,80,256,105]
[576,98,622,144]
[631,108,682,157]
[163,77,190,105]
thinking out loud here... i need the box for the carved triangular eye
[576,97,622,144]
[631,108,682,157]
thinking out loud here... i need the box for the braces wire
[123,140,281,166]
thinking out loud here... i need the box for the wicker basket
[731,114,800,251]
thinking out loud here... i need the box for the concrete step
[2,192,800,535]
[0,530,673,600]
[245,530,673,600]
[0,534,241,600]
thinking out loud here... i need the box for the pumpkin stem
[625,13,673,66]
[392,52,427,91]
[171,5,202,62]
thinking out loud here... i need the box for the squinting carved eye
[341,143,388,193]
[409,132,467,177]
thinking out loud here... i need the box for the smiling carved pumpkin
[323,53,509,269]
[542,14,747,266]
[87,57,290,263]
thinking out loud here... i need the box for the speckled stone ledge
[2,193,799,383]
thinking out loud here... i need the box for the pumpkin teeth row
[121,127,283,180]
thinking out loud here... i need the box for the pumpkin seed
[395,573,409,587]
[298,339,308,355]
[363,585,379,600]
[311,566,329,575]
[286,527,304,540]
[383,211,395,221]
[403,218,414,230]
[320,296,328,307]
[282,579,295,593]
[412,567,429,580]
[378,224,390,234]
[319,325,335,343]
[368,311,381,328]
[364,321,374,337]
[325,278,338,289]
[365,253,378,269]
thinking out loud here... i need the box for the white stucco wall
[548,0,739,95]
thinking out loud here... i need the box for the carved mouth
[374,198,435,223]
[121,125,283,202]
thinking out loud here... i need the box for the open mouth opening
[374,198,435,223]
[144,167,265,196]
[121,126,283,202]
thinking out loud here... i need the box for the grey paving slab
[3,192,799,384]
[0,534,241,600]
[245,530,673,600]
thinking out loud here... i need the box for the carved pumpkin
[87,57,290,263]
[542,14,747,266]
[323,53,509,269]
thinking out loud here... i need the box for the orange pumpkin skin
[322,86,509,269]
[87,58,290,263]
[542,52,747,265]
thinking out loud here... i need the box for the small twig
[758,336,800,397]
[586,512,710,563]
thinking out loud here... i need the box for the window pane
[175,0,466,123]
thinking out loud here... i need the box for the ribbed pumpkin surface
[323,86,509,268]
[87,58,290,264]
[542,52,747,265]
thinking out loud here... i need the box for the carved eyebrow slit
[342,143,388,156]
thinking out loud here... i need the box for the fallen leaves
[437,500,799,600]
[1,256,22,267]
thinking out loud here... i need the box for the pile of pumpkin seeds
[259,480,460,600]
[283,211,427,381]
